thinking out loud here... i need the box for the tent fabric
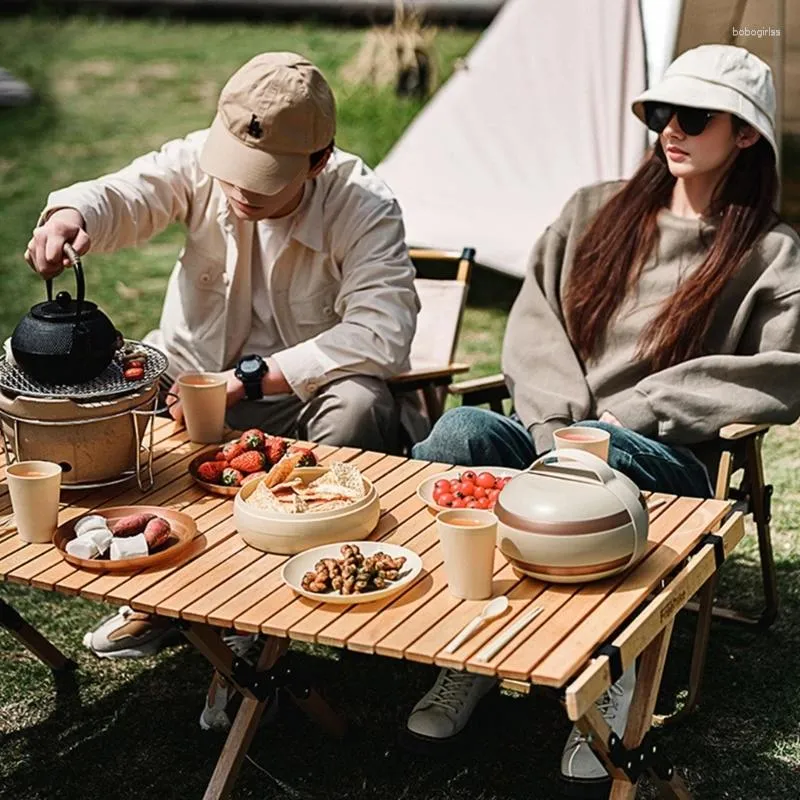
[376,0,648,278]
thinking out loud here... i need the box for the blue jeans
[411,407,712,498]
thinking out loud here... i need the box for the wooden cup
[553,426,611,462]
[177,372,227,444]
[436,509,497,599]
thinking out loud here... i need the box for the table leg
[182,623,345,799]
[0,597,75,672]
[575,620,693,800]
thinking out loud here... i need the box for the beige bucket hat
[200,52,336,196]
[631,44,777,159]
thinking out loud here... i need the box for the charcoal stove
[0,341,169,490]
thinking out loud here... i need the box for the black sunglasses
[643,102,717,136]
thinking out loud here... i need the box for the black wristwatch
[235,354,268,400]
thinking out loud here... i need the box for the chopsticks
[475,606,544,663]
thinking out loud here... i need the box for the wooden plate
[281,541,423,605]
[54,506,198,572]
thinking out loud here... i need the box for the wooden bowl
[54,505,197,572]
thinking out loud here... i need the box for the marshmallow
[85,527,113,556]
[75,515,110,538]
[66,537,100,560]
[110,533,148,560]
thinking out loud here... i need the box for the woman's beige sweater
[502,179,800,461]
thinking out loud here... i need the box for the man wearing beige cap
[26,52,419,454]
[25,54,420,670]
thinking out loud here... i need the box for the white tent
[377,0,792,278]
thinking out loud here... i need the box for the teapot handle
[527,448,617,484]
[45,243,85,327]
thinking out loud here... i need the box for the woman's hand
[599,411,622,426]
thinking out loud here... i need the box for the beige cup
[436,508,497,600]
[6,461,62,543]
[553,426,611,462]
[177,372,227,444]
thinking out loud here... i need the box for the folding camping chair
[388,247,475,424]
[449,374,779,723]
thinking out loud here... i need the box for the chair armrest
[719,423,771,441]
[449,373,507,396]
[389,362,471,385]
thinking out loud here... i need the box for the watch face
[239,356,262,377]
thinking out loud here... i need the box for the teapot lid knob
[55,291,72,308]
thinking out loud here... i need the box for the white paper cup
[6,461,62,543]
[436,509,497,600]
[553,426,611,462]
[178,372,227,444]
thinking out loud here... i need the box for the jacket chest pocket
[178,249,227,339]
[286,281,340,341]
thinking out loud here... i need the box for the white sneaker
[406,668,496,742]
[199,634,276,732]
[560,664,636,797]
[82,606,179,659]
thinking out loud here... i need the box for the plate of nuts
[281,541,423,604]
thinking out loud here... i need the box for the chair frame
[388,247,475,423]
[448,373,779,725]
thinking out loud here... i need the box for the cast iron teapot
[11,244,121,385]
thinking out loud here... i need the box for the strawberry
[213,449,227,462]
[221,468,244,487]
[197,460,226,483]
[240,428,267,451]
[222,441,246,461]
[288,446,316,467]
[265,436,288,465]
[230,451,267,474]
[242,470,267,485]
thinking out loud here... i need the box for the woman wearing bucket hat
[406,44,800,795]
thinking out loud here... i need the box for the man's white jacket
[41,130,419,402]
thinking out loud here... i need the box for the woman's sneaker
[560,665,636,798]
[406,668,496,743]
[82,606,181,659]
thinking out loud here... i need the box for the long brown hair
[563,120,779,371]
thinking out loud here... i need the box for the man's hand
[599,411,622,426]
[24,208,90,280]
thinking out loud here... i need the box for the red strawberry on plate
[222,441,247,461]
[213,449,228,462]
[240,428,267,451]
[197,460,226,483]
[288,446,316,467]
[266,436,288,465]
[221,468,244,487]
[230,451,268,474]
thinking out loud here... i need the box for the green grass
[2,12,800,800]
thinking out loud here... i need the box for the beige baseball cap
[631,44,777,160]
[200,52,336,196]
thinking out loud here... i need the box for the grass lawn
[1,12,800,800]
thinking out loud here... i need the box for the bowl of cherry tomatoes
[416,467,522,514]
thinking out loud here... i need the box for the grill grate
[0,341,169,400]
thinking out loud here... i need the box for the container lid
[31,292,100,322]
[495,466,631,530]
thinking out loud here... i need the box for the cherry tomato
[476,497,491,509]
[438,492,455,507]
[461,470,477,482]
[476,472,496,489]
[459,481,475,497]
[433,488,442,502]
[449,479,462,493]
[434,479,451,492]
[487,488,501,502]
[466,499,478,508]
[473,486,487,500]
[451,498,468,509]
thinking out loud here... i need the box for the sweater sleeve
[610,283,800,443]
[502,204,593,454]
